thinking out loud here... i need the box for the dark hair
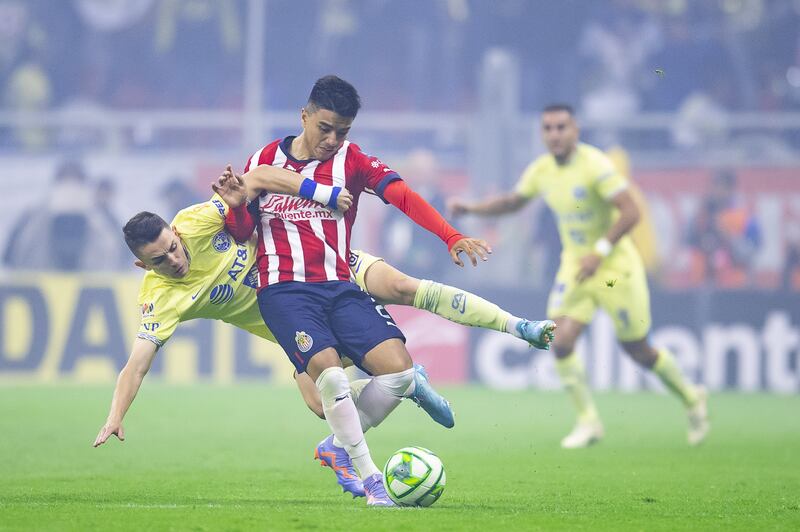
[307,75,361,118]
[123,211,169,255]
[542,103,575,116]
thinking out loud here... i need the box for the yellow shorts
[546,257,652,342]
[348,248,384,290]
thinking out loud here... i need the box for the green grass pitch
[1,385,798,531]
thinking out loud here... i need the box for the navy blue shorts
[257,280,405,374]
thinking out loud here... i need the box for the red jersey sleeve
[224,201,258,243]
[346,143,402,202]
[382,180,464,251]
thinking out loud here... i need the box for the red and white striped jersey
[245,136,400,287]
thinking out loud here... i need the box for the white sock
[316,367,379,479]
[354,368,415,431]
[506,316,524,338]
[334,378,372,447]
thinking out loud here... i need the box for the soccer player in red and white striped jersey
[223,75,490,506]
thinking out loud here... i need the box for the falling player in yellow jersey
[93,164,555,455]
[449,104,708,448]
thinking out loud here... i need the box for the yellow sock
[653,348,698,407]
[413,280,510,333]
[555,353,599,423]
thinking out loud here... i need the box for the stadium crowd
[1,0,798,291]
[1,2,799,130]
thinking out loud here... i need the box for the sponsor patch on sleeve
[212,199,226,218]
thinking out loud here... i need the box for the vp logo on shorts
[295,331,313,353]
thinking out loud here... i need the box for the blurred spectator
[56,65,114,149]
[94,176,130,268]
[578,2,662,121]
[381,149,449,279]
[782,222,800,291]
[3,161,89,270]
[47,161,93,270]
[671,68,734,151]
[0,0,40,78]
[73,0,153,32]
[2,161,127,271]
[153,0,242,107]
[161,176,204,220]
[4,51,52,150]
[686,170,762,288]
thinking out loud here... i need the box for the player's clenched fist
[450,237,492,267]
[337,188,353,212]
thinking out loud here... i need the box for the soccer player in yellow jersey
[93,165,555,458]
[449,104,709,448]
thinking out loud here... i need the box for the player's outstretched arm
[447,192,529,218]
[93,339,158,447]
[382,180,491,267]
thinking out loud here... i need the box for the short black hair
[307,75,361,118]
[542,103,575,115]
[123,211,170,255]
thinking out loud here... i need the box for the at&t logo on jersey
[212,231,232,253]
[228,245,249,282]
[209,284,235,305]
[295,331,313,353]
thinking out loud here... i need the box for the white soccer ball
[383,446,446,507]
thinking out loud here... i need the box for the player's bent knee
[374,368,415,399]
[620,339,657,368]
[315,366,351,409]
[362,339,413,375]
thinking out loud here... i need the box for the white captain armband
[594,237,612,257]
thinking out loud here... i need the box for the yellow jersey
[514,142,641,269]
[137,195,273,347]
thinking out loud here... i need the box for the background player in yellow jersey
[93,164,555,455]
[449,104,708,448]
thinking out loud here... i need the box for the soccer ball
[383,446,446,507]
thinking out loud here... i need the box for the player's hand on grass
[337,188,353,212]
[576,253,602,282]
[93,421,124,447]
[212,164,247,208]
[450,237,492,267]
[447,199,470,218]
